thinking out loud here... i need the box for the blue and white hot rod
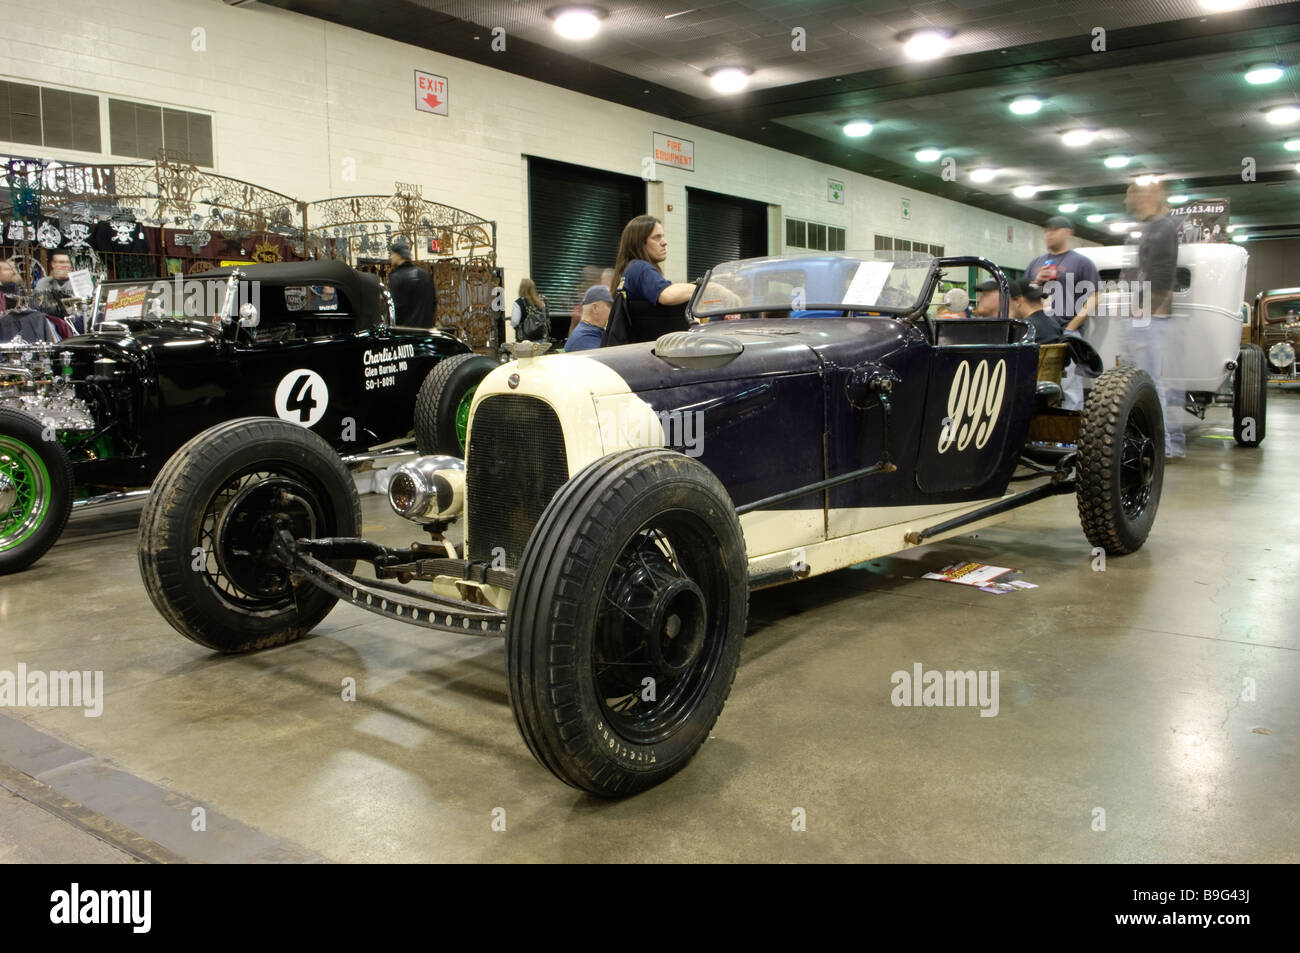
[137,253,1167,796]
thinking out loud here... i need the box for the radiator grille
[466,395,569,567]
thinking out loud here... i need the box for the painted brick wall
[3,0,1077,287]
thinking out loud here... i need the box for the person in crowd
[566,285,612,352]
[387,238,437,328]
[607,215,699,343]
[34,251,75,318]
[1026,216,1100,412]
[510,278,548,342]
[0,259,24,311]
[1009,278,1063,345]
[972,278,1001,317]
[936,287,969,319]
[311,284,339,311]
[569,265,606,336]
[1026,216,1100,333]
[1123,180,1183,458]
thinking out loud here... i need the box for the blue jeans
[1121,318,1185,457]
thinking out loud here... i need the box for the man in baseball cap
[566,283,614,352]
[972,278,1001,317]
[1025,216,1100,332]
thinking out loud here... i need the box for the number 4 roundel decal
[275,369,329,428]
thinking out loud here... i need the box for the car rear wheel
[1076,365,1165,555]
[138,417,360,653]
[0,408,74,575]
[507,449,749,797]
[414,354,499,456]
[1232,344,1267,447]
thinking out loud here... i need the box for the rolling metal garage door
[527,157,645,328]
[687,187,768,280]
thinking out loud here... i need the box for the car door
[912,321,1037,499]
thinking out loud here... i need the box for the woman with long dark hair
[606,215,698,343]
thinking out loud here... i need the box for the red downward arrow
[423,92,442,110]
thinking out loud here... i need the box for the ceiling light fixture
[1087,213,1106,223]
[708,66,752,93]
[1109,221,1134,233]
[1134,174,1162,186]
[1245,64,1285,85]
[1285,139,1300,151]
[901,29,952,61]
[1058,203,1080,213]
[1103,154,1131,168]
[843,120,873,137]
[549,6,606,40]
[969,167,999,183]
[1266,105,1300,125]
[915,147,942,162]
[1130,231,1142,239]
[1233,233,1248,242]
[1167,194,1189,204]
[1009,96,1043,115]
[1013,185,1039,198]
[1061,128,1097,147]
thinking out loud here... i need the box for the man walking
[1123,182,1183,458]
[387,238,437,328]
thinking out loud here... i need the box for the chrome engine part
[0,342,96,432]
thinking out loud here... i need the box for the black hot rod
[136,253,1166,796]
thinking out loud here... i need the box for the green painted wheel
[0,409,74,574]
[454,384,478,453]
[414,354,500,457]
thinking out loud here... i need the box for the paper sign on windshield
[842,261,894,308]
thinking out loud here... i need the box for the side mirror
[239,303,260,328]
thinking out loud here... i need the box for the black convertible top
[193,261,386,329]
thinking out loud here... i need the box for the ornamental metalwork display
[3,155,501,351]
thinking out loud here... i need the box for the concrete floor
[2,392,1297,863]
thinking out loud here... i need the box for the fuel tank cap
[653,331,744,369]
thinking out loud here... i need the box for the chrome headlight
[388,455,465,522]
[1269,341,1295,368]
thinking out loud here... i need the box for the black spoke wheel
[1232,343,1267,447]
[138,417,360,653]
[507,449,748,797]
[1077,365,1165,555]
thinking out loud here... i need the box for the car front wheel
[138,417,360,652]
[414,354,500,456]
[0,408,74,575]
[1076,365,1165,555]
[506,449,749,797]
[1232,343,1267,446]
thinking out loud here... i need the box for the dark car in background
[0,260,497,574]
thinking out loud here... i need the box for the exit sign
[415,70,448,115]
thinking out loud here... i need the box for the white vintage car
[1074,243,1267,445]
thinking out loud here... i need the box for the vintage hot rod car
[1074,243,1267,445]
[0,260,498,574]
[1250,286,1300,381]
[138,252,1167,797]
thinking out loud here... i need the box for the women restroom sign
[415,71,449,115]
